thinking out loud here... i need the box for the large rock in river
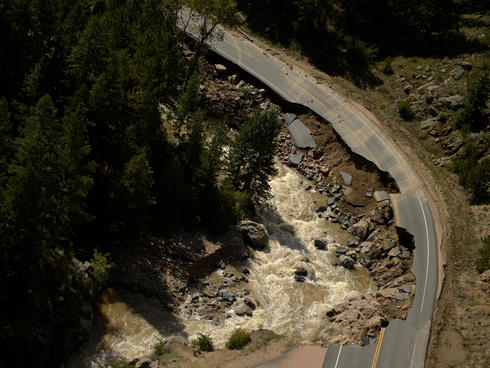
[234,302,254,317]
[238,220,269,249]
[339,255,355,270]
[351,219,371,241]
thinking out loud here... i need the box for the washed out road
[182,11,439,368]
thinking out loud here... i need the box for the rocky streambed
[72,62,417,367]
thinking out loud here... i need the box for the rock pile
[181,266,258,324]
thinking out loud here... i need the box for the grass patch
[226,329,251,350]
[192,333,214,352]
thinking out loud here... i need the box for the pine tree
[227,109,281,203]
[119,148,156,238]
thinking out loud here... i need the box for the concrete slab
[340,171,352,186]
[280,112,297,125]
[289,153,304,166]
[287,119,317,149]
[374,191,390,202]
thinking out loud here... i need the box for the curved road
[182,12,439,368]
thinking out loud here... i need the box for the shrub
[455,72,489,132]
[192,333,214,352]
[398,99,414,120]
[153,339,167,356]
[449,141,490,203]
[226,329,251,350]
[381,57,394,75]
[89,248,114,286]
[113,360,136,368]
[476,237,490,274]
[418,130,428,140]
[345,36,372,74]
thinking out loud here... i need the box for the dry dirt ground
[232,13,489,368]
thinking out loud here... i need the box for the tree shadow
[255,204,309,252]
[393,30,488,58]
[69,287,187,367]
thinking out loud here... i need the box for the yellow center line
[371,327,386,368]
[390,195,401,227]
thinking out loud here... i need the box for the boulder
[358,254,372,268]
[221,291,236,302]
[335,246,348,255]
[394,292,409,301]
[243,297,256,310]
[314,238,328,250]
[294,267,308,276]
[238,220,269,249]
[339,255,355,270]
[441,132,464,154]
[450,66,464,80]
[338,214,349,224]
[294,275,306,282]
[351,220,371,241]
[234,303,253,317]
[402,285,411,294]
[388,246,402,258]
[325,307,341,318]
[346,250,357,261]
[165,335,188,346]
[437,95,464,110]
[215,64,227,73]
[347,240,358,248]
[457,61,472,70]
[135,357,152,368]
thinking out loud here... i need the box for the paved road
[182,11,439,368]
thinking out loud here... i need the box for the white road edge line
[409,332,419,368]
[334,345,343,368]
[418,197,430,316]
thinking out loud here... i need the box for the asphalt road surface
[181,11,439,368]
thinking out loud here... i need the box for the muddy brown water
[74,165,375,367]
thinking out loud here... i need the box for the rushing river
[74,165,375,367]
